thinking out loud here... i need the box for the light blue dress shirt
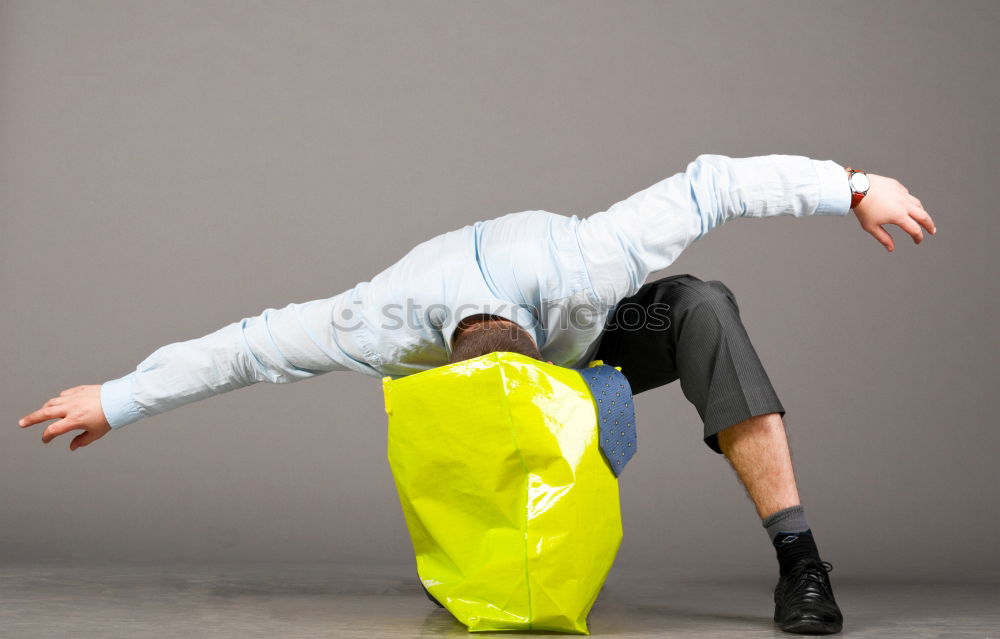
[101,154,851,429]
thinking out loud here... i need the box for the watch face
[850,172,870,193]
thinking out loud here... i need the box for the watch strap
[846,167,867,209]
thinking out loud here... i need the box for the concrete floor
[1,561,997,638]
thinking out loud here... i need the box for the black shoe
[773,558,844,635]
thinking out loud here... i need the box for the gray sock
[762,504,809,541]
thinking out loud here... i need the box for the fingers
[20,386,91,427]
[42,417,82,443]
[867,224,895,252]
[70,430,99,451]
[19,403,68,428]
[898,184,935,238]
[896,215,924,245]
[909,199,937,235]
[857,177,936,251]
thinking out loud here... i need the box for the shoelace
[786,560,835,597]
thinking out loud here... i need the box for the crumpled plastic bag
[383,351,626,634]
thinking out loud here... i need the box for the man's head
[449,314,542,364]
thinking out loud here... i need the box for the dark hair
[449,315,542,364]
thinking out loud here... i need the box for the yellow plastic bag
[383,352,625,634]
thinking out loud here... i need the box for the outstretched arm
[575,154,935,304]
[19,293,377,449]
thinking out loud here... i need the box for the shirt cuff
[100,373,145,429]
[812,160,852,216]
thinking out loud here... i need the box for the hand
[19,385,112,450]
[853,174,936,252]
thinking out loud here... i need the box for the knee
[674,279,739,318]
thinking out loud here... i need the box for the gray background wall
[2,1,997,579]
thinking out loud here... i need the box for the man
[19,153,935,634]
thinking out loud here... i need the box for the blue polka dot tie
[578,364,637,477]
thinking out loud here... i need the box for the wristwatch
[845,167,870,209]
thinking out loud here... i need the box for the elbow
[687,154,746,229]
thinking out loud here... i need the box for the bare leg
[716,412,800,519]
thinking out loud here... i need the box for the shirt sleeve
[100,294,374,429]
[575,154,852,305]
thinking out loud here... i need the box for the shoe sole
[777,618,843,635]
